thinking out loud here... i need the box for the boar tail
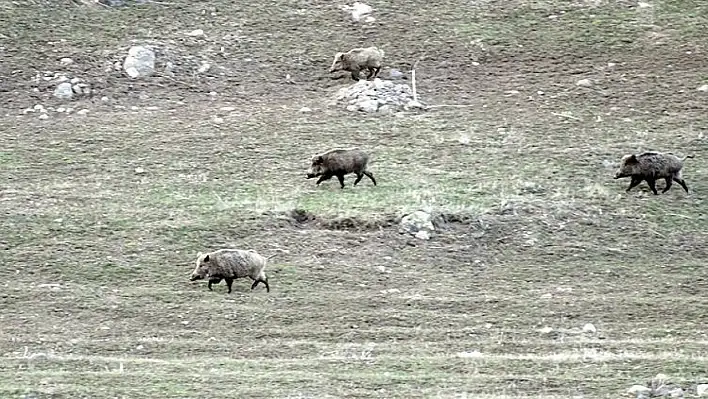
[682,155,695,162]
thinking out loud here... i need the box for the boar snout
[190,273,202,281]
[306,173,317,179]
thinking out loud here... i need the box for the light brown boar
[306,148,377,189]
[614,151,694,195]
[329,46,384,81]
[190,249,271,293]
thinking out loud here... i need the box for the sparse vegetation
[0,0,707,398]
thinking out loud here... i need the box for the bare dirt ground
[1,1,707,398]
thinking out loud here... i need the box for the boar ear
[626,154,638,164]
[313,155,323,164]
[203,254,210,262]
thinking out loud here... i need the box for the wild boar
[329,46,384,81]
[614,151,694,194]
[306,148,377,189]
[190,249,271,293]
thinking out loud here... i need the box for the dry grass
[1,0,707,398]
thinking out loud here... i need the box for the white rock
[56,107,66,113]
[70,77,81,84]
[582,323,597,333]
[358,99,379,113]
[637,1,652,8]
[538,326,554,334]
[33,104,44,111]
[53,82,74,100]
[123,46,156,78]
[627,385,651,395]
[101,96,110,102]
[345,104,358,112]
[197,62,211,73]
[186,29,205,37]
[76,109,89,115]
[376,265,386,273]
[212,116,224,124]
[400,211,435,235]
[343,1,373,22]
[364,16,376,23]
[72,84,83,94]
[134,167,146,175]
[59,57,74,65]
[38,114,49,120]
[299,107,312,113]
[405,100,424,110]
[576,78,593,87]
[414,230,431,240]
[668,387,683,398]
[697,84,708,92]
[377,104,395,115]
[696,384,708,396]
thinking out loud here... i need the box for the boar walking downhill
[614,151,694,195]
[306,148,377,189]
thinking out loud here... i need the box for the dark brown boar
[306,148,377,189]
[614,151,694,194]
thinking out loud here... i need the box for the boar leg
[350,70,361,81]
[645,177,659,195]
[363,171,377,186]
[251,277,269,292]
[662,177,673,193]
[315,173,332,186]
[674,177,689,193]
[251,279,260,290]
[354,172,364,186]
[626,176,643,193]
[208,277,222,291]
[224,278,234,294]
[365,67,374,80]
[372,66,381,79]
[336,174,346,189]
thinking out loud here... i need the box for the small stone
[405,100,424,110]
[576,78,593,87]
[377,104,395,115]
[219,106,235,112]
[186,29,205,37]
[364,16,376,23]
[70,77,81,84]
[414,230,431,240]
[538,326,554,334]
[582,323,596,333]
[400,211,434,235]
[697,84,708,92]
[134,167,146,175]
[72,84,83,94]
[33,104,44,111]
[696,384,708,396]
[59,57,73,65]
[669,387,683,398]
[212,116,224,124]
[53,82,73,100]
[627,385,651,395]
[388,69,404,79]
[123,46,156,78]
[101,96,110,102]
[637,1,652,8]
[299,107,312,113]
[358,99,379,113]
[345,104,358,112]
[38,114,49,120]
[376,265,387,273]
[56,107,66,113]
[76,109,89,115]
[197,62,211,73]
